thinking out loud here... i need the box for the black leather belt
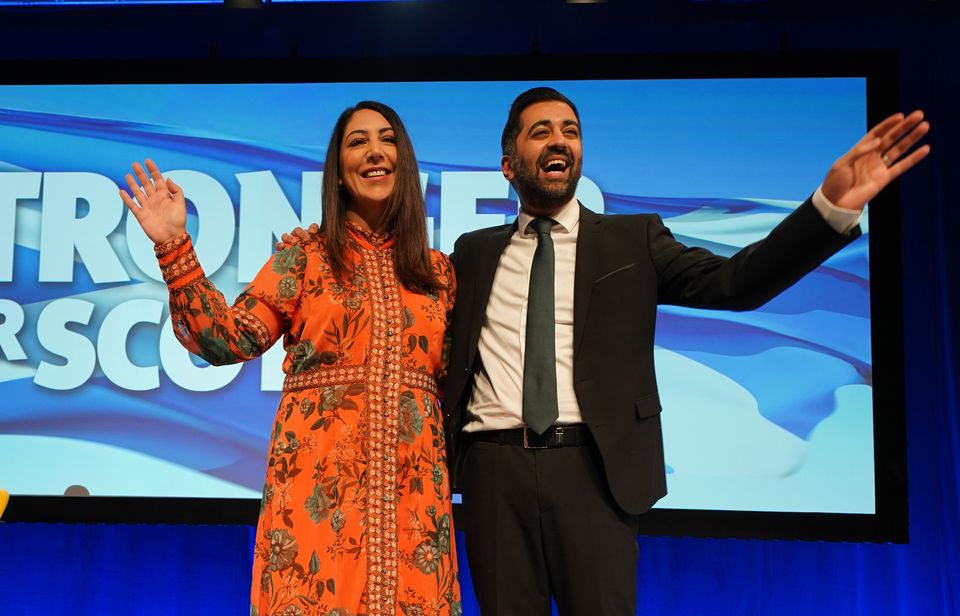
[467,425,589,449]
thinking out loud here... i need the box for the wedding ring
[882,153,892,167]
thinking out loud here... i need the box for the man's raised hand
[275,223,320,251]
[822,110,930,211]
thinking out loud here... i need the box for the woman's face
[339,108,398,211]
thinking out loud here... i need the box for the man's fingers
[882,120,930,166]
[846,137,882,160]
[275,226,319,249]
[866,113,905,142]
[879,110,925,152]
[842,112,906,162]
[887,144,931,180]
[843,111,930,171]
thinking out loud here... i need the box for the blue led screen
[0,78,872,513]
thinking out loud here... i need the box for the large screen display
[0,77,874,516]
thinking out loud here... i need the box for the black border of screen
[0,51,908,542]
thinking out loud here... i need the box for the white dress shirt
[463,187,861,432]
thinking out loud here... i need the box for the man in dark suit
[443,87,929,614]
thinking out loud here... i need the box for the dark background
[0,1,957,614]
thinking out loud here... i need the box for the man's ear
[501,154,515,181]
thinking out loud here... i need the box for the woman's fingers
[123,161,179,220]
[118,189,139,213]
[132,161,156,196]
[125,160,179,209]
[145,159,167,189]
[124,173,148,206]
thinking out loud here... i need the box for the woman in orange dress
[120,101,460,616]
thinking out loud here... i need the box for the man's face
[502,100,583,216]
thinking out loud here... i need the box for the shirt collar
[517,195,580,236]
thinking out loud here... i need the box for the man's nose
[545,140,569,157]
[548,134,565,148]
[546,132,568,150]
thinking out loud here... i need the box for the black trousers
[460,436,640,615]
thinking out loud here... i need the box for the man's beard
[510,149,582,213]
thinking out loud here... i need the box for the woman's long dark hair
[320,101,440,294]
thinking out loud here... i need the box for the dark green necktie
[522,217,559,435]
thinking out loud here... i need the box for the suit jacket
[444,198,860,515]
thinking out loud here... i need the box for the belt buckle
[522,426,553,449]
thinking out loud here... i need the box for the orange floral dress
[156,223,460,616]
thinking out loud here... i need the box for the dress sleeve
[156,232,306,366]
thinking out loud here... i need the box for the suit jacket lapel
[468,222,517,356]
[573,205,603,356]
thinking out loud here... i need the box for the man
[441,87,929,614]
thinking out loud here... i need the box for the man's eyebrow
[527,118,580,133]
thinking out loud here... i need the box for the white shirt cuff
[812,185,862,235]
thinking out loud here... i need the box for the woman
[121,102,460,616]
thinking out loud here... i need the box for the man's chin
[521,191,576,216]
[534,183,577,205]
[512,170,580,212]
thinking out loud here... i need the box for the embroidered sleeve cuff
[812,185,863,235]
[154,232,190,258]
[156,233,204,290]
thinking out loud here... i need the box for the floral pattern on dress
[158,225,459,616]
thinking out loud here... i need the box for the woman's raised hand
[120,159,187,245]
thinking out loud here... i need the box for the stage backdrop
[0,78,875,515]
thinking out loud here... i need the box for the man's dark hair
[501,87,581,157]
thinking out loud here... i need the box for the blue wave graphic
[0,102,872,500]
